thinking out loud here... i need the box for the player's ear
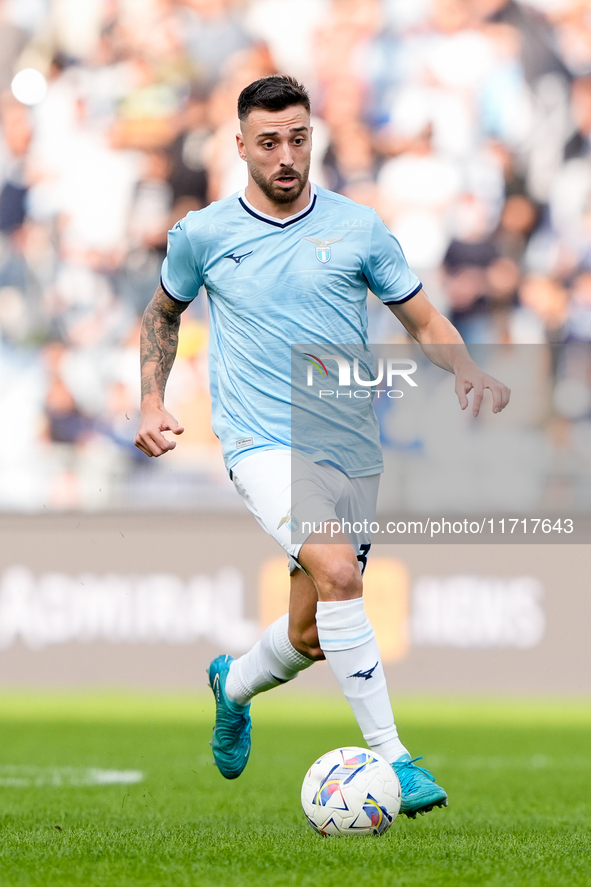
[236,131,246,162]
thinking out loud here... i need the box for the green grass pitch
[1,693,590,887]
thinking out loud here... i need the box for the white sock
[225,614,314,705]
[316,598,408,764]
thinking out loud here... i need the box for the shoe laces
[395,756,435,791]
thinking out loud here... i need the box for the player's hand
[134,406,185,457]
[454,361,511,417]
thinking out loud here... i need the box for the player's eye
[262,141,275,149]
[293,137,305,146]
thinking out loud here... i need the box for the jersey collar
[238,183,317,229]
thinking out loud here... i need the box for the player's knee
[316,559,362,601]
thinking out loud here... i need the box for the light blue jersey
[161,184,421,477]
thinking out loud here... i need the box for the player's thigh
[231,448,339,566]
[297,472,380,595]
[339,474,380,574]
[302,472,380,579]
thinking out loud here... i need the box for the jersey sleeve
[160,217,203,302]
[362,212,422,304]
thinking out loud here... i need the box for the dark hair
[237,75,310,121]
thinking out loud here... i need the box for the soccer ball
[301,746,401,836]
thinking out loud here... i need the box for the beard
[249,160,310,205]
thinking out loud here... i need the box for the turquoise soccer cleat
[207,654,252,779]
[392,754,448,818]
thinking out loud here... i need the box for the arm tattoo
[140,285,187,401]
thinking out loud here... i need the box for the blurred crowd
[1,0,591,510]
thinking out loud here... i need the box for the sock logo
[347,661,379,681]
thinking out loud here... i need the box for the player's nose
[278,141,295,166]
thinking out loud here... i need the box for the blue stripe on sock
[318,628,374,646]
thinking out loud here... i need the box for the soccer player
[135,75,510,818]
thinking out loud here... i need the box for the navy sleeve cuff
[383,282,423,306]
[160,277,189,304]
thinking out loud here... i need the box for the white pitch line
[0,765,144,787]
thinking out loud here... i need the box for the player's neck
[243,181,312,220]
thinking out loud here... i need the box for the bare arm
[388,288,510,416]
[134,285,188,457]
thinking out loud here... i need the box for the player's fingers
[153,431,177,453]
[135,436,162,457]
[488,381,511,413]
[134,437,153,457]
[472,384,484,417]
[135,429,174,457]
[455,379,470,411]
[489,383,504,413]
[158,413,184,436]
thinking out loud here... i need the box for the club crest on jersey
[304,237,342,264]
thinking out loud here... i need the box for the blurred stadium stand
[0,0,590,512]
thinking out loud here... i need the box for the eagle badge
[303,236,343,263]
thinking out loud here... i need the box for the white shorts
[232,449,380,573]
